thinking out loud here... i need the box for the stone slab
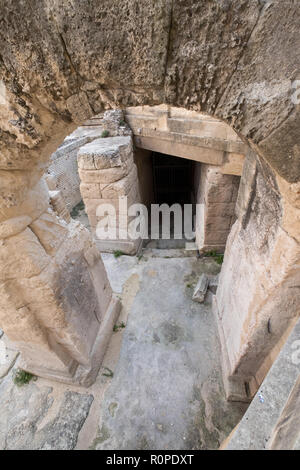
[0,371,93,450]
[192,274,209,303]
[94,238,142,256]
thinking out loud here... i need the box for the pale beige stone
[29,211,68,255]
[0,227,50,281]
[66,92,93,124]
[77,136,133,170]
[213,156,300,402]
[220,153,245,176]
[126,106,247,171]
[79,166,129,184]
[3,4,300,407]
[204,182,234,204]
[205,216,232,231]
[49,190,71,223]
[195,164,239,252]
[100,165,138,199]
[0,207,120,386]
[0,179,49,224]
[206,230,231,245]
[86,186,140,219]
[44,174,57,191]
[80,183,101,199]
[0,215,32,239]
[0,336,19,379]
[94,237,142,255]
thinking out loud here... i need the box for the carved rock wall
[214,151,300,400]
[195,164,240,253]
[1,1,300,396]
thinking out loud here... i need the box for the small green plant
[119,120,126,127]
[102,367,114,378]
[113,321,126,332]
[101,130,109,138]
[186,283,193,289]
[214,254,224,265]
[113,250,124,258]
[205,250,224,265]
[70,200,85,218]
[13,369,35,387]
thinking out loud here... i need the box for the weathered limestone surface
[48,189,71,223]
[0,369,93,450]
[196,164,240,253]
[225,320,300,450]
[192,274,209,303]
[213,150,300,401]
[0,177,121,385]
[0,0,300,411]
[47,127,105,211]
[126,105,246,174]
[0,335,19,379]
[78,116,142,254]
[0,252,246,451]
[92,253,247,450]
[1,1,300,187]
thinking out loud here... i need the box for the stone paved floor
[0,250,247,450]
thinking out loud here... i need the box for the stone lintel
[134,135,224,166]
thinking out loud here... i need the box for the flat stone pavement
[0,251,247,450]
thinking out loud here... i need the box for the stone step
[142,248,198,258]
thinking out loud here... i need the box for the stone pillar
[213,150,300,402]
[0,178,121,386]
[78,136,142,255]
[195,164,240,253]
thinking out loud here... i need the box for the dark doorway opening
[134,148,197,248]
[152,152,194,206]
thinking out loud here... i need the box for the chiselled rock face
[0,0,300,193]
[0,0,299,410]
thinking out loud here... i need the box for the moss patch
[204,251,224,265]
[113,250,125,258]
[13,369,36,387]
[70,200,85,218]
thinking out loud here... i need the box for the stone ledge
[18,295,121,387]
[225,319,300,449]
[94,238,142,256]
[129,125,246,154]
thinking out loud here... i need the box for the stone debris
[102,109,132,137]
[192,274,209,303]
[208,274,220,294]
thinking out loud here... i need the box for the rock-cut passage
[91,253,247,450]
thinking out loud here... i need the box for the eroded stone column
[213,150,300,402]
[78,135,142,255]
[195,164,240,253]
[0,177,121,386]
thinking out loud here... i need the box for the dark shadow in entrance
[135,150,197,249]
[152,152,194,207]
